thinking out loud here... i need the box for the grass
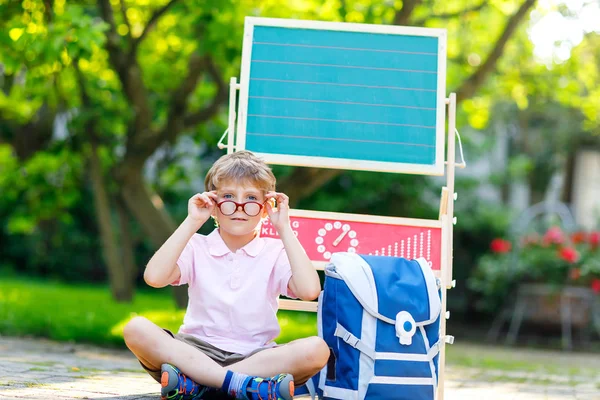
[2,276,599,384]
[444,342,600,384]
[0,276,316,347]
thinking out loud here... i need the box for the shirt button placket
[229,254,240,289]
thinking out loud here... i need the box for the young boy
[123,151,329,400]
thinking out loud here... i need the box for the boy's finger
[276,193,289,204]
[195,194,210,207]
[191,194,202,205]
[201,195,213,206]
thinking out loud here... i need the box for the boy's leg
[227,336,330,385]
[123,316,227,387]
[124,316,295,400]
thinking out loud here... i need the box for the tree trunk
[6,105,55,161]
[455,0,538,102]
[89,142,134,302]
[278,168,345,208]
[561,149,576,204]
[119,167,176,245]
[116,196,137,286]
[118,165,189,307]
[393,0,423,25]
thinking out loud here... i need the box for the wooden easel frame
[219,18,461,400]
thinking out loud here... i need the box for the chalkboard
[236,17,447,175]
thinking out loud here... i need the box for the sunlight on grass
[0,277,316,346]
[1,277,181,345]
[277,310,318,343]
[110,310,185,337]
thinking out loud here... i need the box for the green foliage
[0,186,106,282]
[0,141,109,282]
[0,276,316,347]
[1,0,598,308]
[451,186,516,308]
[300,170,438,220]
[4,149,83,234]
[468,252,526,312]
[506,155,534,180]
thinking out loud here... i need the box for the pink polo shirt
[174,229,294,355]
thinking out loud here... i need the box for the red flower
[590,232,600,249]
[571,231,587,244]
[569,268,581,280]
[543,226,564,245]
[558,247,579,264]
[591,279,600,294]
[490,238,512,253]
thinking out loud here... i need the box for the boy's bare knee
[123,316,154,348]
[303,337,330,369]
[123,316,150,336]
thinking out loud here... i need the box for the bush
[448,197,515,316]
[469,227,600,312]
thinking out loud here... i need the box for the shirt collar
[207,229,264,258]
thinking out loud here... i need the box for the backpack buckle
[344,332,360,348]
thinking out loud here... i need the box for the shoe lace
[179,373,198,396]
[268,379,274,400]
[256,378,276,400]
[181,374,188,395]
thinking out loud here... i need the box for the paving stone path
[1,336,599,399]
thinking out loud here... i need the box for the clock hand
[333,230,348,247]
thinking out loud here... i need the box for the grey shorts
[140,329,270,382]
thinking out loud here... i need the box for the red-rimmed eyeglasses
[216,200,265,217]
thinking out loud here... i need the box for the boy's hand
[188,191,218,225]
[265,191,290,232]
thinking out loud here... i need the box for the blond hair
[204,151,276,193]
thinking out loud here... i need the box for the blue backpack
[311,252,442,400]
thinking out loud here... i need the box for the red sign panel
[260,216,442,271]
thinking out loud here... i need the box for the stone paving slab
[1,336,599,400]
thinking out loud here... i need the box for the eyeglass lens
[219,201,261,216]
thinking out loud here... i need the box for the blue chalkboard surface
[236,18,447,175]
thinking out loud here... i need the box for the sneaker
[244,373,294,400]
[161,363,216,400]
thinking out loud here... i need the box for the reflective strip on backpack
[370,376,436,385]
[322,385,359,399]
[375,342,440,362]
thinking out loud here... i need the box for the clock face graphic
[315,221,359,260]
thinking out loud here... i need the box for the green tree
[275,0,540,204]
[471,13,600,205]
[0,0,541,305]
